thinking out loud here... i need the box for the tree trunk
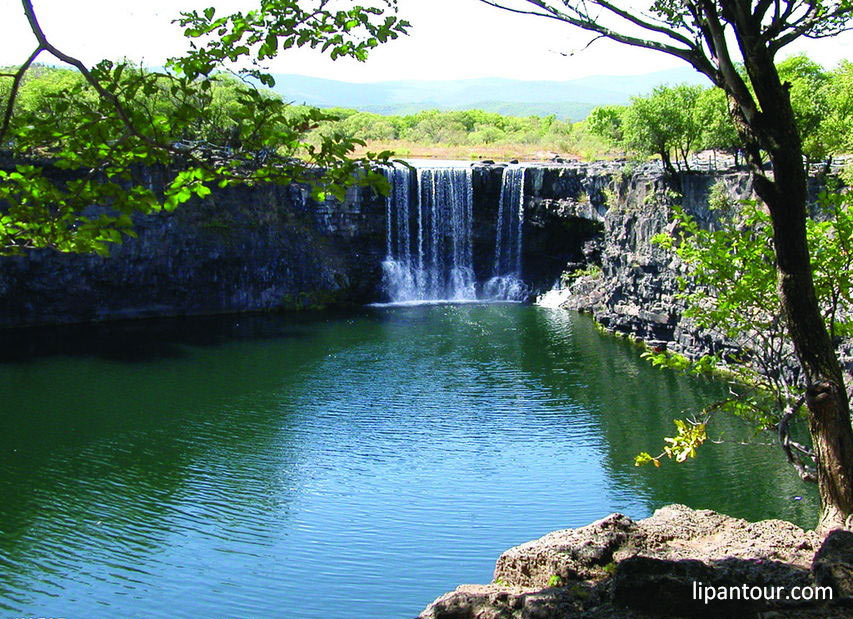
[660,149,676,176]
[763,154,853,532]
[735,57,853,532]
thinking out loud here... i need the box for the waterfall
[381,162,528,304]
[382,164,476,302]
[483,165,529,301]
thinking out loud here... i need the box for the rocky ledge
[417,504,853,618]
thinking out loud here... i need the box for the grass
[350,138,623,163]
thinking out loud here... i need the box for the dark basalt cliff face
[530,162,851,383]
[526,162,752,353]
[0,161,603,329]
[0,178,389,329]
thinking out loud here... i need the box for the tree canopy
[587,55,853,169]
[0,0,409,254]
[479,0,853,531]
[641,187,853,482]
[620,84,703,173]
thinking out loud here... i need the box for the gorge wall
[523,161,852,384]
[0,161,591,329]
[0,154,848,383]
[526,161,752,355]
[0,175,389,329]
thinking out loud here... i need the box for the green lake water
[0,304,818,617]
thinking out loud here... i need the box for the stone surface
[813,529,853,601]
[418,585,589,619]
[417,504,852,619]
[0,160,604,327]
[0,179,388,328]
[494,513,640,587]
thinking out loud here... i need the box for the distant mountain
[353,101,598,120]
[268,68,711,120]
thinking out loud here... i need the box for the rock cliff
[523,162,852,384]
[0,173,389,328]
[1,155,849,372]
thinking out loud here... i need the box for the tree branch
[478,0,712,75]
[477,0,556,20]
[778,395,818,483]
[595,0,696,48]
[697,1,762,123]
[19,0,173,155]
[752,0,774,22]
[762,3,815,51]
[0,46,44,143]
[770,7,853,53]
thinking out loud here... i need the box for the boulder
[813,529,853,601]
[494,513,640,587]
[416,504,843,619]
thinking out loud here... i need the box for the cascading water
[381,162,528,304]
[382,164,476,302]
[483,165,529,301]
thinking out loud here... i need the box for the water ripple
[0,305,818,618]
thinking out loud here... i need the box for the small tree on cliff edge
[479,0,853,532]
[0,1,408,254]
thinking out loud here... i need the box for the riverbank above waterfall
[417,504,853,618]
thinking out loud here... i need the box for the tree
[587,86,703,172]
[776,54,831,164]
[695,86,740,165]
[586,104,625,147]
[641,188,853,486]
[621,84,703,173]
[479,0,853,531]
[0,0,408,254]
[818,60,853,163]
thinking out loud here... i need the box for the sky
[3,0,853,83]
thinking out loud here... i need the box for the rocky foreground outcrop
[417,504,853,618]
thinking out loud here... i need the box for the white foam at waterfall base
[482,275,528,302]
[448,266,477,300]
[381,259,420,302]
[536,285,572,309]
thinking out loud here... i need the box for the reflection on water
[0,306,818,618]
